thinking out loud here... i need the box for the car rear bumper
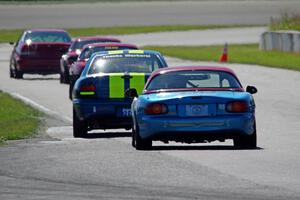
[73,99,132,129]
[137,114,255,141]
[17,57,60,74]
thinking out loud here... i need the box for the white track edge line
[10,92,72,123]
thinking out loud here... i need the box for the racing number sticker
[122,108,132,117]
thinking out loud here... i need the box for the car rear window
[147,70,242,90]
[79,46,138,60]
[88,54,162,74]
[24,31,71,43]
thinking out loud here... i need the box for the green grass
[0,24,259,43]
[144,44,300,71]
[0,91,42,143]
[270,13,300,31]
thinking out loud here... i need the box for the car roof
[73,36,121,42]
[151,66,238,77]
[81,43,138,50]
[26,29,68,33]
[92,49,161,57]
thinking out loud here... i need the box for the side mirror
[9,42,14,45]
[125,88,138,98]
[246,86,257,94]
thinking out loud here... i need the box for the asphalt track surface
[1,0,300,29]
[0,28,300,199]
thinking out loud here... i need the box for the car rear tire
[60,66,69,84]
[64,69,70,84]
[234,127,257,149]
[15,69,23,79]
[59,72,64,83]
[11,64,23,79]
[133,123,152,150]
[69,77,75,100]
[73,108,87,138]
[131,123,136,148]
[9,68,13,78]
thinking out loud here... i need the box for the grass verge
[0,91,42,144]
[0,24,260,43]
[144,44,300,71]
[270,13,300,32]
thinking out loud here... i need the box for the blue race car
[72,50,168,137]
[125,66,258,150]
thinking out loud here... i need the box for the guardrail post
[281,32,293,52]
[260,31,300,53]
[293,33,300,52]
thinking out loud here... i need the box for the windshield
[24,31,71,43]
[147,70,242,91]
[70,39,120,51]
[79,46,137,60]
[88,54,162,74]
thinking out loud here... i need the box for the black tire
[234,126,257,149]
[73,108,87,138]
[11,63,22,79]
[9,61,13,78]
[64,69,70,84]
[133,123,152,150]
[131,123,136,148]
[15,69,23,79]
[9,67,13,78]
[60,63,69,84]
[9,60,15,78]
[59,72,64,83]
[69,77,75,100]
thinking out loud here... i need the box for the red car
[9,29,71,79]
[68,43,138,99]
[59,36,121,83]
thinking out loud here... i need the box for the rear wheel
[64,69,70,84]
[59,72,64,83]
[15,69,23,79]
[131,123,136,148]
[69,76,75,100]
[234,126,257,149]
[9,67,13,78]
[60,65,69,84]
[73,108,87,138]
[9,61,13,78]
[11,63,23,79]
[133,123,152,150]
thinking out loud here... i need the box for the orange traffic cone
[219,43,228,62]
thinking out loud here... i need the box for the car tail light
[20,45,32,56]
[226,101,248,113]
[20,43,39,57]
[144,103,168,115]
[79,84,96,96]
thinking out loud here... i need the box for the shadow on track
[22,77,59,81]
[84,131,131,139]
[151,145,264,151]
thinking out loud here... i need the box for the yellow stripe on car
[130,73,145,95]
[80,91,95,95]
[128,50,144,54]
[109,73,125,98]
[108,50,124,55]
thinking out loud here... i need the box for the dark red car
[59,36,121,83]
[9,29,71,79]
[68,43,138,99]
